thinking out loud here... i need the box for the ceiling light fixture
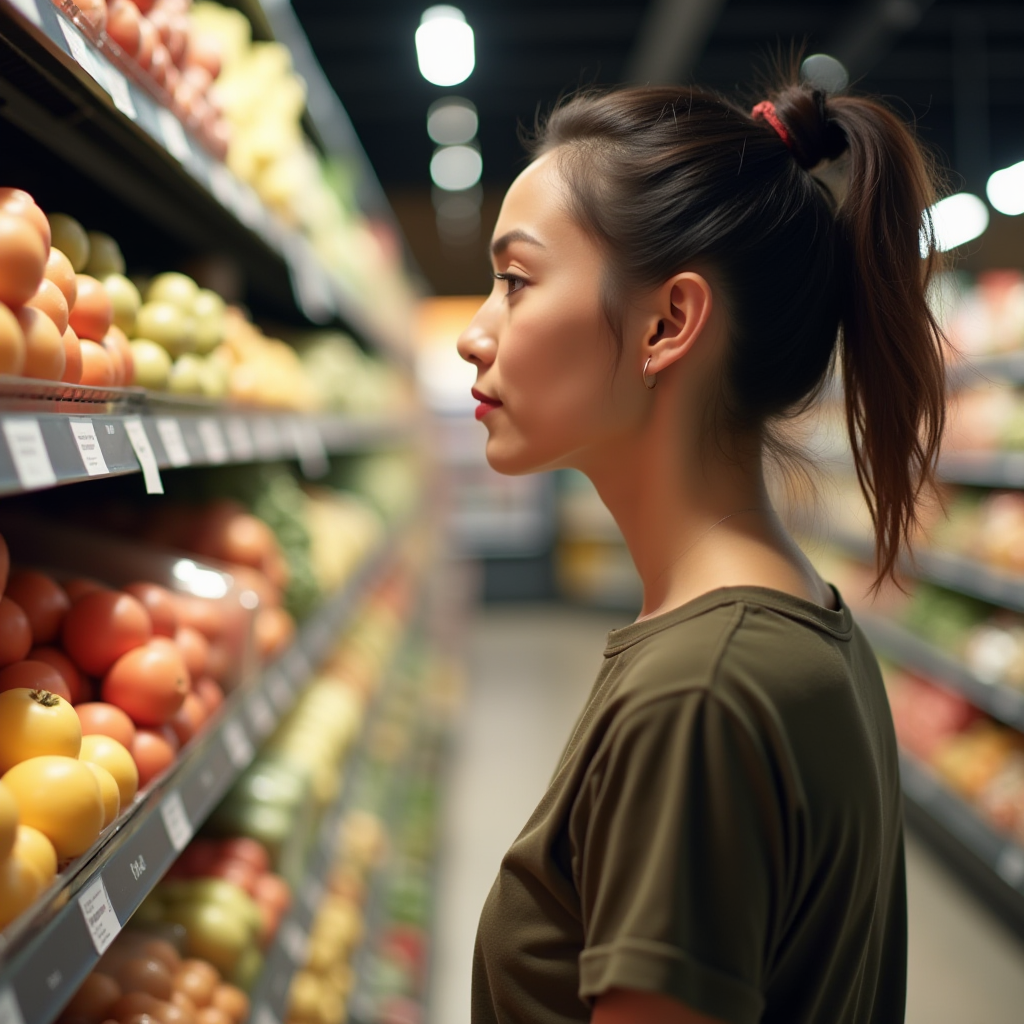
[416,6,475,87]
[924,193,990,253]
[428,97,479,146]
[986,160,1024,217]
[430,145,483,191]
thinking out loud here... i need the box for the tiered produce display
[0,2,454,1023]
[792,269,1024,932]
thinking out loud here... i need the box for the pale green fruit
[129,340,172,390]
[103,274,141,335]
[47,214,89,272]
[84,232,125,277]
[136,302,191,356]
[146,272,198,311]
[198,356,229,398]
[168,353,204,394]
[192,289,225,354]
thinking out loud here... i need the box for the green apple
[103,274,141,334]
[168,353,204,394]
[137,302,191,356]
[47,214,89,272]
[163,901,251,976]
[147,272,198,311]
[84,232,125,277]
[130,339,172,390]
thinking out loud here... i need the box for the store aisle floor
[431,604,1024,1024]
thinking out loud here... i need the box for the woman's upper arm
[593,989,728,1024]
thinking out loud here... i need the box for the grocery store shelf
[938,451,1024,489]
[0,0,404,353]
[860,615,1024,733]
[0,378,415,495]
[0,532,398,1024]
[900,751,1024,939]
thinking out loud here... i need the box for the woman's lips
[472,388,502,421]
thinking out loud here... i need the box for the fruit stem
[30,688,61,707]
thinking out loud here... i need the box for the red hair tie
[751,101,792,150]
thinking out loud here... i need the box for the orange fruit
[69,274,113,342]
[61,326,83,384]
[6,570,70,644]
[102,638,189,726]
[27,277,70,334]
[62,590,152,676]
[16,304,66,381]
[0,212,46,307]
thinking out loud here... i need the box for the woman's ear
[641,271,715,377]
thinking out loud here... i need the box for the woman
[457,75,946,1024]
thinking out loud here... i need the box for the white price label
[289,419,329,479]
[8,0,41,26]
[78,876,121,954]
[248,693,274,738]
[58,19,109,90]
[280,920,308,964]
[124,417,163,494]
[252,418,281,459]
[0,988,26,1024]
[157,108,191,163]
[104,66,136,120]
[159,790,192,852]
[226,418,254,461]
[222,719,254,768]
[197,419,229,464]
[69,418,110,476]
[3,418,56,490]
[267,671,292,713]
[155,418,191,467]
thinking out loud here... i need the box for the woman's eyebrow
[490,230,546,258]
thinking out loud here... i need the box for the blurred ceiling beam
[828,0,938,79]
[624,0,729,84]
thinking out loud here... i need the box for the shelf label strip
[155,418,191,468]
[197,418,229,465]
[3,418,57,490]
[222,719,254,769]
[124,417,164,494]
[159,790,193,853]
[69,418,111,476]
[78,876,121,954]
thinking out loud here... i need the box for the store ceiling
[290,0,1024,291]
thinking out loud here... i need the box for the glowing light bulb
[416,6,475,87]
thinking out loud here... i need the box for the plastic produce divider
[0,528,403,1024]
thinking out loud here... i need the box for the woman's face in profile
[457,151,650,477]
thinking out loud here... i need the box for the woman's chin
[484,436,550,477]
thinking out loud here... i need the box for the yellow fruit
[83,761,120,828]
[47,214,89,272]
[0,852,42,930]
[12,824,57,890]
[0,780,17,861]
[79,734,139,808]
[0,687,82,775]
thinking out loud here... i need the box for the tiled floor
[431,604,1024,1024]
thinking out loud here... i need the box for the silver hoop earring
[642,356,657,390]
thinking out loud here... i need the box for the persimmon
[79,734,139,807]
[0,661,72,702]
[76,701,136,748]
[5,570,70,644]
[0,686,81,773]
[62,590,152,676]
[102,638,189,726]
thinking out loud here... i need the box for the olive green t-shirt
[472,586,906,1024]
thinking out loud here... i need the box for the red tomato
[204,642,229,684]
[62,590,152,676]
[218,836,270,874]
[0,597,32,667]
[192,677,223,715]
[0,660,71,701]
[175,597,227,640]
[5,570,70,644]
[207,858,258,895]
[253,872,291,915]
[29,646,86,703]
[76,701,136,748]
[64,577,108,603]
[168,691,206,746]
[174,626,209,679]
[130,729,176,787]
[101,638,189,726]
[123,583,178,637]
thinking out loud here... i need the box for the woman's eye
[493,272,526,297]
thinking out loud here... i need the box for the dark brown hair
[529,80,947,587]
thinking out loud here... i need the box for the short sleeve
[571,690,788,1024]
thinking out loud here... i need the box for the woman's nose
[457,322,498,369]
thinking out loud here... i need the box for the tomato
[174,627,209,679]
[0,660,72,702]
[30,646,86,703]
[0,533,8,594]
[76,702,136,748]
[0,779,16,860]
[1,755,104,859]
[109,993,161,1022]
[209,987,248,1024]
[0,852,41,930]
[253,873,291,916]
[219,837,270,874]
[168,692,206,747]
[5,570,71,644]
[175,597,226,641]
[137,938,181,975]
[254,607,294,660]
[102,638,189,726]
[124,583,178,637]
[79,734,139,808]
[0,686,81,773]
[207,859,257,896]
[130,730,176,788]
[84,761,120,827]
[204,643,230,684]
[0,597,32,667]
[64,577,108,603]
[192,677,224,715]
[62,590,152,676]
[12,824,57,891]
[173,963,218,1008]
[114,957,173,1000]
[58,972,121,1024]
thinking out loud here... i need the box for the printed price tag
[197,419,229,464]
[252,418,281,459]
[0,988,26,1024]
[58,19,110,90]
[8,0,41,26]
[157,108,191,163]
[248,693,274,738]
[289,419,329,479]
[160,790,192,852]
[226,418,254,461]
[78,876,121,954]
[280,921,308,965]
[69,418,110,476]
[222,719,254,768]
[155,418,191,467]
[267,671,292,713]
[104,66,136,120]
[124,417,163,494]
[3,418,57,490]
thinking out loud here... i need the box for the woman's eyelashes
[492,271,527,297]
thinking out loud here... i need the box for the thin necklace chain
[650,507,766,586]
